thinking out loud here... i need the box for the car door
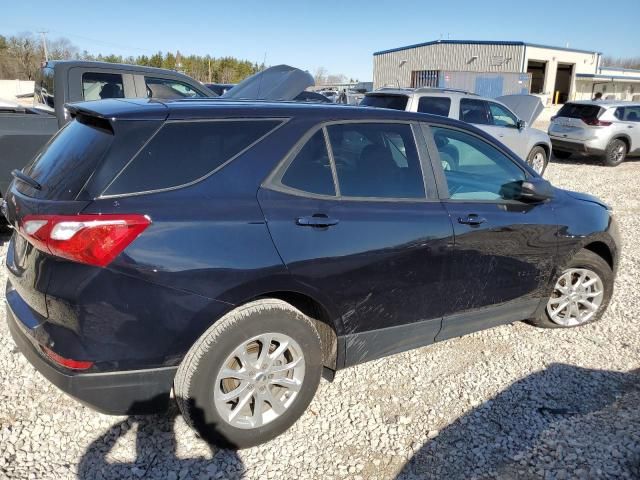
[258,121,454,366]
[423,124,558,341]
[616,106,640,152]
[484,101,528,158]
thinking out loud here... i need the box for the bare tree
[327,74,347,84]
[602,56,640,70]
[7,33,41,79]
[314,66,328,85]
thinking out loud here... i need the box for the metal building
[373,40,640,104]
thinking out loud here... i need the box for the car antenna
[256,52,267,100]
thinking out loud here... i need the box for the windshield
[360,94,409,111]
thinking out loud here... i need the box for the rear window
[34,66,55,109]
[361,94,409,111]
[18,117,114,199]
[557,103,602,120]
[417,96,451,116]
[104,120,281,196]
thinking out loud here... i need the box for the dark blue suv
[5,98,619,448]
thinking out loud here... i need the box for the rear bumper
[7,301,176,415]
[550,137,605,155]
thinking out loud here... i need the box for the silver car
[548,101,640,166]
[361,88,551,175]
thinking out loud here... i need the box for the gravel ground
[1,155,640,480]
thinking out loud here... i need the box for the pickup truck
[0,60,216,199]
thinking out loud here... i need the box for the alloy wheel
[530,152,546,174]
[546,268,604,326]
[213,333,305,429]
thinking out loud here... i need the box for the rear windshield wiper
[11,169,42,190]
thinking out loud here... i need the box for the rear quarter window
[103,119,282,196]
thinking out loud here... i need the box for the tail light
[20,214,151,267]
[582,118,612,126]
[41,346,94,370]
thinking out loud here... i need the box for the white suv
[361,88,552,175]
[548,101,640,166]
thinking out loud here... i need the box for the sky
[1,0,638,81]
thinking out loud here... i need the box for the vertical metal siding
[373,43,524,89]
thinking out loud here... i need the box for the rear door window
[459,98,491,125]
[145,77,206,99]
[82,72,125,100]
[104,120,281,196]
[280,131,335,196]
[360,95,409,110]
[417,96,451,117]
[327,123,425,198]
[619,106,640,122]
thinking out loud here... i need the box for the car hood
[564,189,611,210]
[496,94,544,125]
[222,65,314,101]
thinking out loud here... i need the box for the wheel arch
[247,290,341,372]
[532,142,550,158]
[610,134,631,151]
[583,241,614,270]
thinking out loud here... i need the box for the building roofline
[599,66,640,73]
[576,73,640,81]
[373,39,600,56]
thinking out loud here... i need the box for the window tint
[145,77,205,99]
[557,103,602,120]
[327,123,424,198]
[620,106,640,122]
[19,118,114,200]
[417,96,451,117]
[83,72,124,100]
[281,131,335,196]
[488,102,518,127]
[360,94,409,110]
[105,120,280,195]
[459,99,491,125]
[432,127,526,201]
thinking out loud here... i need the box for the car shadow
[396,363,640,479]
[77,401,246,479]
[550,153,640,167]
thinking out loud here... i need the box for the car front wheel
[526,146,548,175]
[531,249,613,328]
[174,299,323,448]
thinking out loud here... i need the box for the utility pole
[38,31,49,61]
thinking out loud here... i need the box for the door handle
[296,215,339,228]
[458,214,486,226]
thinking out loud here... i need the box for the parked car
[205,83,235,95]
[548,101,640,166]
[318,90,338,102]
[292,91,332,103]
[5,98,619,449]
[361,88,551,175]
[0,60,216,202]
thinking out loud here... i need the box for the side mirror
[518,178,554,202]
[500,178,554,203]
[517,119,527,131]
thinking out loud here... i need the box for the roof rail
[414,87,479,96]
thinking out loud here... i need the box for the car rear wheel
[603,138,627,166]
[526,146,548,175]
[553,149,572,159]
[174,299,323,449]
[531,249,613,329]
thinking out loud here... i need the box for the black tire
[603,138,628,166]
[174,299,322,449]
[526,145,548,175]
[552,149,572,159]
[530,249,613,329]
